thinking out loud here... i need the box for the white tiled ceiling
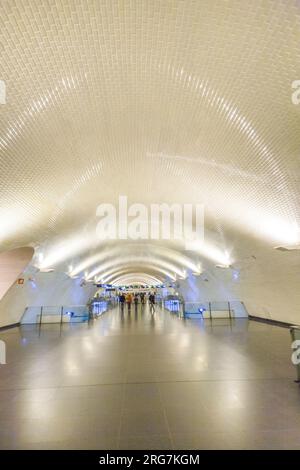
[0,0,300,285]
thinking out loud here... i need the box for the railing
[21,298,118,325]
[21,305,90,325]
[183,301,248,319]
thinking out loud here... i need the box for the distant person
[149,292,155,314]
[140,292,145,305]
[119,293,125,312]
[134,293,139,306]
[126,292,133,311]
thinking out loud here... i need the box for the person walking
[126,292,133,312]
[149,292,155,314]
[119,292,125,313]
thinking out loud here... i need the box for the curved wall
[178,247,300,325]
[0,247,34,302]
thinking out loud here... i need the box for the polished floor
[0,305,299,449]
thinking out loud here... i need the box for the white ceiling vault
[0,0,300,289]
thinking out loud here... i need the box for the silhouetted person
[149,293,155,314]
[119,293,125,312]
[126,292,133,312]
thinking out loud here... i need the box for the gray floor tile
[120,408,169,436]
[0,307,298,449]
[119,434,173,450]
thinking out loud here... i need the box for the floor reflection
[0,306,298,450]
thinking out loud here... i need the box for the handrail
[25,304,88,309]
[39,306,43,327]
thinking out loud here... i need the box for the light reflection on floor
[0,305,299,449]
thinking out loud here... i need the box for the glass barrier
[183,301,248,319]
[163,298,184,316]
[90,297,116,317]
[21,305,89,324]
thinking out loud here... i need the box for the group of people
[118,291,156,313]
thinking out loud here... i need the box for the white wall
[177,247,300,325]
[0,247,34,301]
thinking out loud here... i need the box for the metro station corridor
[1,0,300,454]
[0,305,299,450]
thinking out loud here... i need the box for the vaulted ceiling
[1,0,300,287]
